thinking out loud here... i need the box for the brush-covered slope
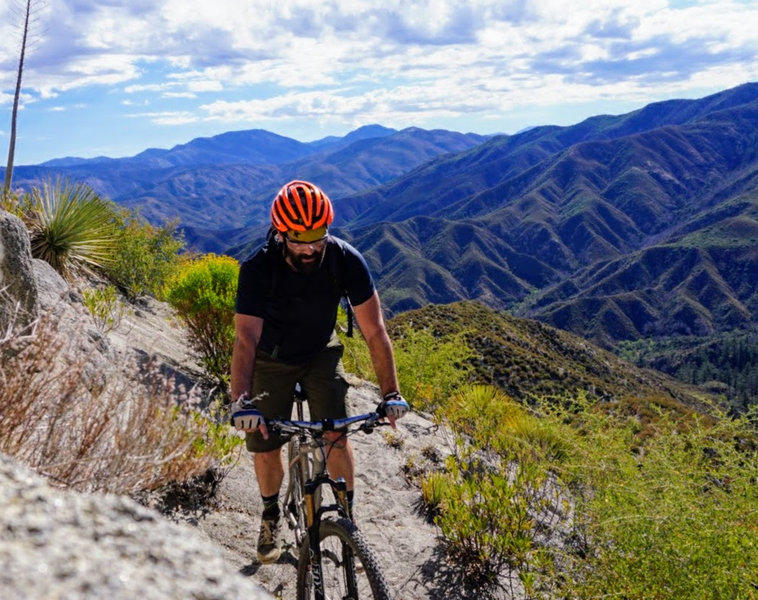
[387,301,711,410]
[343,83,758,225]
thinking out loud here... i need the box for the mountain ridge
[7,125,487,236]
[335,85,758,356]
[5,83,758,403]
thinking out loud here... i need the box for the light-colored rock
[0,209,38,336]
[106,294,207,397]
[0,453,273,600]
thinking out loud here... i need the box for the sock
[262,492,280,520]
[347,489,355,519]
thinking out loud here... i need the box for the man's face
[282,234,328,274]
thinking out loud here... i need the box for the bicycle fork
[305,475,353,600]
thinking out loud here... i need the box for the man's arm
[230,313,264,401]
[351,291,399,397]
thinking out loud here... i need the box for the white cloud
[13,1,758,95]
[124,78,222,97]
[164,92,197,98]
[187,80,223,93]
[4,0,758,160]
[128,110,199,125]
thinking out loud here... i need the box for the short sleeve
[340,241,375,307]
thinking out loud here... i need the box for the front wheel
[296,518,391,600]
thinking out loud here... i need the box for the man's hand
[229,393,269,438]
[378,392,410,428]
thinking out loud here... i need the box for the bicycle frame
[281,396,317,546]
[269,396,388,600]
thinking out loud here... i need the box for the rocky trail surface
[108,298,476,600]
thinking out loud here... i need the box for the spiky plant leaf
[28,178,118,279]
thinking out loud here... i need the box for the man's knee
[253,448,283,472]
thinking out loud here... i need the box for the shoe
[256,515,281,564]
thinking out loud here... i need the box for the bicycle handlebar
[266,410,388,438]
[231,396,409,436]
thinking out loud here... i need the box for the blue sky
[1,0,757,165]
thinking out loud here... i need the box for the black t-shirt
[235,235,375,363]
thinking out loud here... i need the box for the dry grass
[0,311,228,495]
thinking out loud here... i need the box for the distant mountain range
[6,83,758,357]
[8,124,488,251]
[336,83,758,349]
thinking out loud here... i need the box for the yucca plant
[26,178,118,279]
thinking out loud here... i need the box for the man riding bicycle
[230,179,409,564]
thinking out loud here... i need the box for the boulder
[0,209,38,336]
[0,453,273,600]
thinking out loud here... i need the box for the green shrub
[393,326,474,411]
[445,384,569,462]
[425,385,559,597]
[432,455,549,598]
[420,470,450,519]
[191,412,244,462]
[107,211,185,301]
[165,254,239,392]
[554,402,758,599]
[82,285,126,333]
[338,314,474,410]
[337,304,374,380]
[423,384,758,599]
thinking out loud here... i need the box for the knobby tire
[296,517,392,600]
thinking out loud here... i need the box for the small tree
[107,211,185,301]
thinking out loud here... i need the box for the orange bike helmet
[271,180,334,234]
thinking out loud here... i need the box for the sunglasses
[285,235,327,245]
[284,226,328,247]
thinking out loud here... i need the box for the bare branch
[4,0,32,198]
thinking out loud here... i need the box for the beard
[284,245,326,274]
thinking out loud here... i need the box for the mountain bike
[270,386,394,600]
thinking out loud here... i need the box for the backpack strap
[345,298,354,338]
[327,240,354,338]
[264,227,286,358]
[265,228,285,299]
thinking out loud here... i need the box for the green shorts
[245,338,349,453]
